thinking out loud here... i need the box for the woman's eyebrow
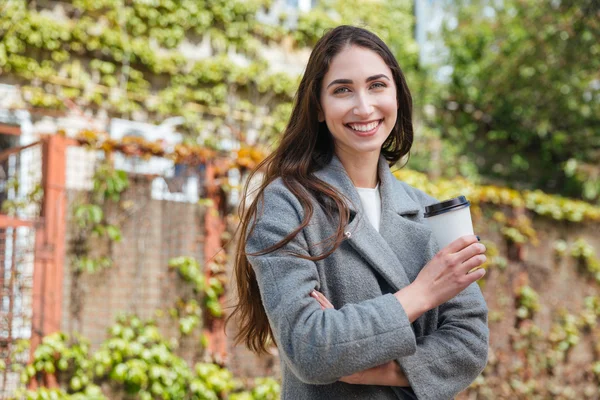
[326,74,391,89]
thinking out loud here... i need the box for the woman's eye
[371,82,387,89]
[333,87,350,94]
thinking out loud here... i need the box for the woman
[229,25,489,399]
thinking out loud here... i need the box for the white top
[355,184,381,232]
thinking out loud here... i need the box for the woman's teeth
[348,120,380,131]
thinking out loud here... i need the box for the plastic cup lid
[424,195,470,218]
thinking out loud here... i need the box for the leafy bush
[11,316,280,400]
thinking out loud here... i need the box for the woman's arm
[339,361,410,386]
[311,290,410,387]
[312,282,488,395]
[310,233,488,394]
[246,182,418,385]
[390,236,489,400]
[396,282,488,400]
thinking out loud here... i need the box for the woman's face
[319,45,398,161]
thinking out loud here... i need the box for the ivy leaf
[105,225,122,242]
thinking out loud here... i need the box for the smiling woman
[319,47,399,187]
[227,25,489,400]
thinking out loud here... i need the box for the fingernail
[310,290,317,298]
[476,235,481,241]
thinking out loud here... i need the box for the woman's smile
[319,45,398,163]
[345,119,384,137]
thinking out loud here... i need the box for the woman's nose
[353,95,374,117]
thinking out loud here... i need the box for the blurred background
[0,0,599,398]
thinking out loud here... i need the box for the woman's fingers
[454,242,486,265]
[466,266,486,282]
[445,235,479,254]
[414,235,488,312]
[311,290,334,309]
[313,291,334,309]
[460,254,487,275]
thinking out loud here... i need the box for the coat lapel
[377,159,435,283]
[314,156,426,291]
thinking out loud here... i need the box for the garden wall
[466,210,600,398]
[60,176,208,365]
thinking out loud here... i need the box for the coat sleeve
[395,185,489,399]
[397,283,489,399]
[246,181,417,385]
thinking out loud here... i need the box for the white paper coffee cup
[424,196,474,249]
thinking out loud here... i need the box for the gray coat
[246,155,489,400]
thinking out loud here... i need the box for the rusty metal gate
[1,136,69,396]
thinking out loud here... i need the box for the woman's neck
[335,150,379,189]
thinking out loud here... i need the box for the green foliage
[92,164,129,203]
[12,316,280,400]
[168,256,224,319]
[169,299,202,336]
[74,204,103,227]
[94,316,195,397]
[11,333,100,399]
[72,255,113,273]
[553,239,568,258]
[515,285,540,321]
[169,256,206,292]
[231,378,281,400]
[69,163,128,273]
[295,0,418,67]
[549,312,580,357]
[394,168,600,223]
[0,0,298,140]
[12,386,106,400]
[571,238,600,283]
[435,0,600,201]
[0,0,424,145]
[0,179,43,216]
[473,288,600,397]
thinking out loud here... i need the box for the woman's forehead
[324,46,391,81]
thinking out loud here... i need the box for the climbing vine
[10,316,280,400]
[69,162,129,273]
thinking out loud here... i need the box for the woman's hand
[394,234,487,323]
[310,290,334,310]
[337,360,409,386]
[310,291,410,387]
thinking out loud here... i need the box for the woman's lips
[345,119,383,137]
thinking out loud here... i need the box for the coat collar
[313,154,427,291]
[313,154,421,217]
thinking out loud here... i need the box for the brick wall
[61,176,205,364]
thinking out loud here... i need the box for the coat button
[344,231,351,239]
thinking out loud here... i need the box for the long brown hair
[227,25,415,354]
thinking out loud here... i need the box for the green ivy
[169,299,202,336]
[0,0,299,139]
[571,238,600,283]
[394,168,600,223]
[69,163,128,273]
[18,332,93,392]
[10,316,280,400]
[168,256,225,319]
[0,0,422,144]
[515,285,540,321]
[0,178,43,217]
